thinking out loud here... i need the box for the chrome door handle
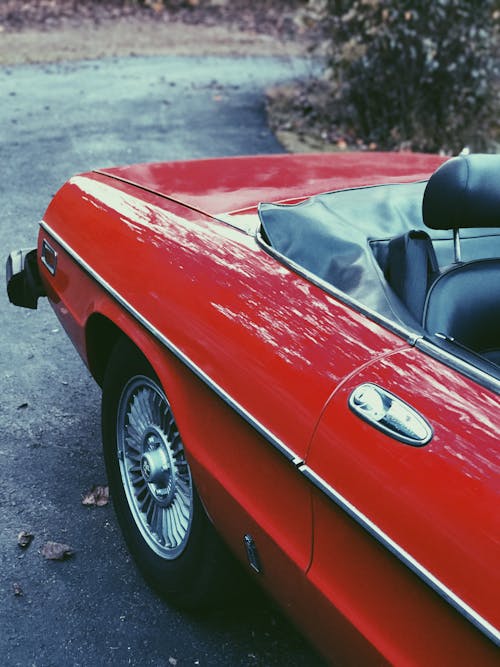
[349,383,433,446]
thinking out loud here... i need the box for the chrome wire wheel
[116,375,193,560]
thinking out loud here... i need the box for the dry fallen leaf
[17,531,34,548]
[41,541,75,561]
[82,485,109,507]
[12,582,23,596]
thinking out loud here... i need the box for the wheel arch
[84,310,228,523]
[85,313,124,386]
[84,312,194,433]
[85,312,182,393]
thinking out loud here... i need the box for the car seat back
[423,259,500,363]
[387,155,500,364]
[385,230,439,323]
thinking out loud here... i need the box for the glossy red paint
[100,152,446,215]
[32,152,498,664]
[306,347,499,665]
[305,490,498,667]
[41,170,407,460]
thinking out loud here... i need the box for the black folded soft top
[259,181,500,329]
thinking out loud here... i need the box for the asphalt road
[0,55,325,666]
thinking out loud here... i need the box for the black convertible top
[259,181,500,329]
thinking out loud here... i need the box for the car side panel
[39,236,314,575]
[37,174,423,662]
[40,173,408,461]
[303,491,498,667]
[305,347,499,664]
[39,241,402,663]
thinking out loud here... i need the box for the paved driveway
[0,55,324,666]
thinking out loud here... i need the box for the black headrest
[423,154,500,230]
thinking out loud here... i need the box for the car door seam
[299,464,499,647]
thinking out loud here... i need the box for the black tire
[102,337,234,609]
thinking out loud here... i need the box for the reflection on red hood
[97,152,447,216]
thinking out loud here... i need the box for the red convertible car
[6,152,500,665]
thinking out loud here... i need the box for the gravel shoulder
[0,15,307,66]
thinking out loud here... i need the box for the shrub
[303,0,499,152]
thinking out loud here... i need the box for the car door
[303,345,499,666]
[139,222,415,625]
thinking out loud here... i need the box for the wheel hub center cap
[141,447,170,487]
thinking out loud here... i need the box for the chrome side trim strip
[416,338,500,395]
[39,221,301,466]
[300,464,500,646]
[40,219,499,646]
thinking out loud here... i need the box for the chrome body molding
[416,337,500,395]
[40,219,499,646]
[299,464,500,646]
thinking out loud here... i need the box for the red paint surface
[100,151,446,214]
[307,347,499,664]
[37,152,498,663]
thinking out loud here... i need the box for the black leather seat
[423,259,500,363]
[388,154,500,364]
[386,230,439,323]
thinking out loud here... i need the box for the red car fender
[40,230,316,609]
[303,347,499,665]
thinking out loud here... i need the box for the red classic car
[6,152,500,665]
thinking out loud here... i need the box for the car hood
[97,152,446,218]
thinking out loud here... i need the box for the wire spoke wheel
[102,339,238,608]
[117,376,193,560]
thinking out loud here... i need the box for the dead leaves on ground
[13,484,108,584]
[17,530,34,548]
[81,485,109,507]
[12,582,24,596]
[12,483,111,596]
[13,534,74,595]
[40,541,75,561]
[17,532,75,561]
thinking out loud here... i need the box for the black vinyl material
[423,154,500,230]
[386,231,439,322]
[421,155,500,362]
[259,181,428,327]
[259,161,500,363]
[424,259,500,357]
